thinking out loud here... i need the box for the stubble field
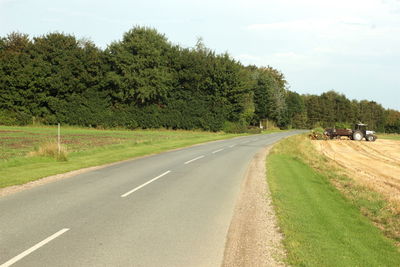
[313,139,400,212]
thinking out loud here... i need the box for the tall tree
[105,26,175,106]
[0,32,34,124]
[250,66,288,127]
[286,91,307,128]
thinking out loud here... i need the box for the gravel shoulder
[222,146,286,267]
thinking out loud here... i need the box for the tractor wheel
[353,130,363,141]
[366,134,376,142]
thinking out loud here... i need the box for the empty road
[0,131,299,267]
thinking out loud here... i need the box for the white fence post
[58,123,61,155]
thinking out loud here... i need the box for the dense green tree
[0,32,34,124]
[0,28,398,133]
[286,91,307,128]
[249,66,288,127]
[384,109,400,133]
[304,95,322,128]
[104,27,175,105]
[357,100,386,131]
[303,92,389,131]
[0,32,106,125]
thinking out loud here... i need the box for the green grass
[379,133,400,140]
[267,136,400,266]
[0,125,242,188]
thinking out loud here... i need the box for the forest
[1,26,399,133]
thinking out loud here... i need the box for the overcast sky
[1,0,399,110]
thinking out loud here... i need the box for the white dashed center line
[212,149,224,154]
[184,155,205,165]
[1,228,70,267]
[121,170,171,197]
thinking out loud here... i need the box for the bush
[313,127,325,135]
[246,126,262,134]
[335,122,351,129]
[0,110,31,126]
[223,121,247,133]
[0,110,18,125]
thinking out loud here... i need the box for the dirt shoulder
[313,139,400,212]
[222,146,286,267]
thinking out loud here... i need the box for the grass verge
[379,133,400,140]
[267,135,400,266]
[0,125,241,188]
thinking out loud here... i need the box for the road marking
[1,228,69,267]
[229,144,236,148]
[184,155,204,165]
[121,171,171,198]
[212,149,224,154]
[241,140,250,144]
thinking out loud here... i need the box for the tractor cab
[354,123,367,135]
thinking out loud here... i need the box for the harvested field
[313,139,400,212]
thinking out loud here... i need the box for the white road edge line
[121,171,171,198]
[184,155,205,165]
[1,228,70,267]
[212,149,224,154]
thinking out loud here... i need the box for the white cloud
[246,19,325,31]
[236,51,323,72]
[236,54,260,63]
[244,8,400,59]
[0,0,16,5]
[246,17,378,33]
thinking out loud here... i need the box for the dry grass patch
[28,140,68,161]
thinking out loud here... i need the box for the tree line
[0,26,399,133]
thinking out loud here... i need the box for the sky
[1,0,399,110]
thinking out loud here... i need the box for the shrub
[335,122,352,129]
[246,126,262,134]
[0,110,18,125]
[0,110,31,126]
[313,127,325,135]
[223,121,247,133]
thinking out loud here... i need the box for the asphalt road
[0,131,300,267]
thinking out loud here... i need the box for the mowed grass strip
[267,140,400,266]
[0,125,239,188]
[379,133,400,140]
